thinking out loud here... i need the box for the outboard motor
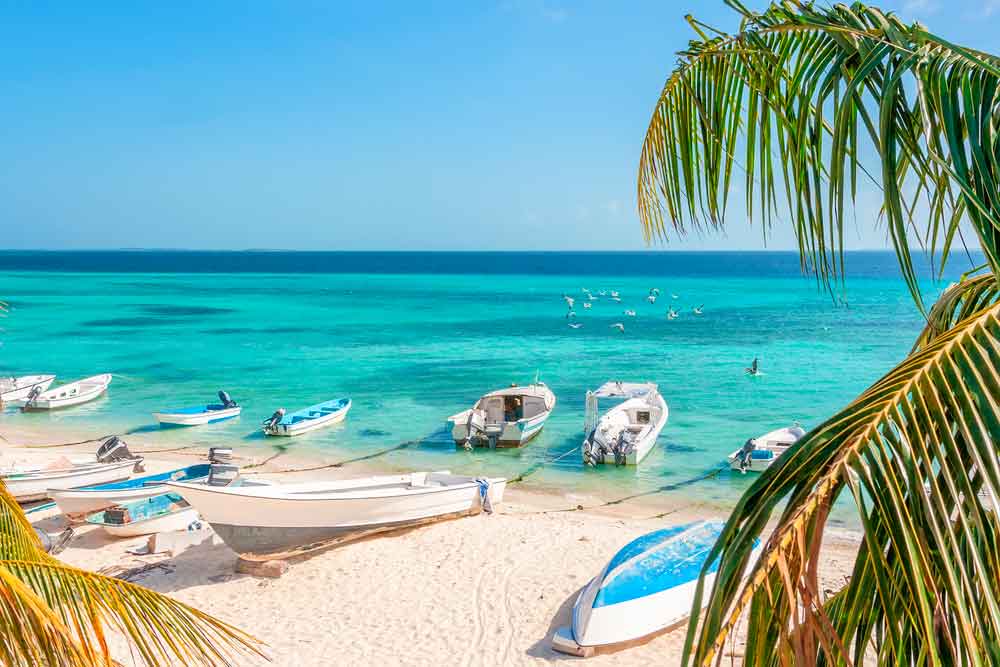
[20,386,42,411]
[262,408,286,434]
[96,436,137,463]
[218,390,238,409]
[208,446,233,464]
[737,438,756,473]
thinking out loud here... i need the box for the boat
[49,463,212,518]
[261,397,352,437]
[582,382,668,466]
[86,492,200,537]
[153,390,242,427]
[167,471,506,558]
[0,374,55,403]
[551,521,760,656]
[17,373,112,410]
[448,382,556,449]
[2,458,143,502]
[728,423,807,473]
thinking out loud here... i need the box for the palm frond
[0,480,266,666]
[912,271,1000,350]
[638,0,1000,310]
[685,299,1000,665]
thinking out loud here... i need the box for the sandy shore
[3,425,861,666]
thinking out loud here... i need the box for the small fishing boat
[728,423,806,473]
[449,382,556,449]
[168,471,505,558]
[86,493,200,537]
[582,382,668,466]
[153,390,242,427]
[0,374,55,403]
[261,397,352,437]
[49,463,212,518]
[17,373,112,411]
[552,521,760,656]
[3,458,142,503]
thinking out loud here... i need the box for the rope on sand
[19,435,116,449]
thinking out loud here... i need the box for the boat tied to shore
[728,423,806,473]
[262,397,351,437]
[582,381,668,466]
[153,390,242,427]
[448,381,556,449]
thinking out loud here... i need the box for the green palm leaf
[685,301,1000,665]
[0,479,266,666]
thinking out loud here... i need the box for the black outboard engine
[218,390,238,409]
[737,438,756,472]
[20,386,42,411]
[96,436,137,463]
[262,408,286,433]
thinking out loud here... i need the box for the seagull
[563,294,575,309]
[611,291,620,299]
[611,295,622,303]
[568,322,583,329]
[587,292,597,301]
[745,357,760,376]
[610,323,625,333]
[598,290,607,296]
[667,307,679,320]
[649,288,660,296]
[583,302,592,309]
[566,310,577,319]
[671,293,679,300]
[693,304,704,315]
[647,294,657,304]
[624,309,636,317]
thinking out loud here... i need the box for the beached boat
[2,458,142,502]
[261,397,351,437]
[17,373,112,411]
[0,374,55,403]
[153,390,242,427]
[551,521,760,656]
[728,423,806,473]
[49,463,212,518]
[167,471,506,558]
[449,382,556,448]
[582,382,668,466]
[86,492,200,537]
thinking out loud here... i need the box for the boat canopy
[589,382,657,399]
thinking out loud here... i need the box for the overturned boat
[552,521,760,656]
[168,471,505,559]
[728,423,806,473]
[154,390,242,427]
[582,382,668,466]
[449,382,556,448]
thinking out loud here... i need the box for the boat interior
[477,394,548,424]
[285,399,349,424]
[596,399,660,443]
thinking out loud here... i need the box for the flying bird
[568,322,583,329]
[610,322,625,332]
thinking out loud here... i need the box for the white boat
[49,463,212,518]
[728,423,806,473]
[153,391,242,427]
[17,373,112,410]
[262,397,351,436]
[167,471,506,558]
[86,492,200,537]
[582,382,668,466]
[2,458,142,502]
[0,374,55,403]
[552,521,760,656]
[448,382,556,448]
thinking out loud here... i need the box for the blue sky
[1,0,998,251]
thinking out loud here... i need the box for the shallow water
[0,250,967,517]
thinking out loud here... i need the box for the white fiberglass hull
[449,409,551,448]
[0,375,55,402]
[266,402,351,437]
[2,458,141,502]
[19,374,112,411]
[168,471,506,557]
[153,405,242,426]
[584,391,669,466]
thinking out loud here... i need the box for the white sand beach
[5,425,861,666]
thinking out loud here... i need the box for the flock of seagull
[562,287,704,332]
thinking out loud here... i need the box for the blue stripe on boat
[593,521,726,608]
[80,464,212,491]
[280,398,350,426]
[160,404,229,415]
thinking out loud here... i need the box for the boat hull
[3,458,141,502]
[0,375,56,402]
[585,393,669,466]
[50,464,211,518]
[168,472,506,557]
[102,507,200,537]
[265,398,351,437]
[450,411,550,448]
[153,405,242,427]
[20,374,112,411]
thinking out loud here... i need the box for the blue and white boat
[87,492,200,537]
[551,521,760,656]
[728,424,806,473]
[153,391,242,427]
[448,382,556,449]
[262,397,352,437]
[48,464,211,518]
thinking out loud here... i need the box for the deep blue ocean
[0,250,974,516]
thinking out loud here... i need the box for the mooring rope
[247,439,423,475]
[507,444,581,484]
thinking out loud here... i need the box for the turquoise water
[0,251,958,514]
